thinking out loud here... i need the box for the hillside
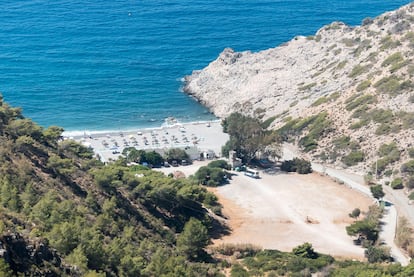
[184,2,414,181]
[0,95,226,276]
[2,101,414,275]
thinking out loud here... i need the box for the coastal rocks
[183,2,414,173]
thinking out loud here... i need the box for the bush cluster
[281,158,312,174]
[342,151,365,167]
[193,160,231,187]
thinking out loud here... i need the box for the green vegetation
[399,111,414,129]
[391,177,404,189]
[280,158,312,174]
[0,96,225,276]
[401,159,414,176]
[346,205,385,262]
[349,208,361,219]
[348,64,369,78]
[408,147,414,158]
[396,217,414,258]
[298,82,317,91]
[311,92,341,107]
[345,94,377,111]
[373,142,400,175]
[1,95,414,277]
[194,160,231,187]
[374,75,414,96]
[379,35,401,50]
[122,147,164,166]
[278,112,332,152]
[356,80,371,91]
[261,116,276,129]
[222,113,280,164]
[382,52,404,67]
[342,151,365,166]
[370,185,385,200]
[381,52,408,73]
[165,148,190,164]
[342,38,356,47]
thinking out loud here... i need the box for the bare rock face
[184,2,414,174]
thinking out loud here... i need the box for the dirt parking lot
[156,162,373,259]
[211,170,374,259]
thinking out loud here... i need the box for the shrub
[261,116,276,129]
[207,160,231,170]
[381,52,403,67]
[311,96,328,107]
[342,151,364,166]
[375,123,392,135]
[292,243,318,259]
[194,166,226,186]
[400,112,414,129]
[350,120,369,129]
[374,76,401,94]
[373,158,391,175]
[356,80,371,91]
[336,60,347,70]
[391,178,404,189]
[281,158,312,174]
[370,109,394,124]
[299,136,318,152]
[342,38,355,47]
[345,94,376,111]
[401,160,414,175]
[348,65,369,78]
[409,192,414,201]
[349,208,361,219]
[333,135,351,149]
[406,177,414,189]
[390,61,408,73]
[298,82,316,91]
[378,142,399,157]
[365,245,392,263]
[408,148,414,158]
[374,76,413,96]
[380,35,401,50]
[370,185,385,200]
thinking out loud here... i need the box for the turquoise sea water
[0,0,411,132]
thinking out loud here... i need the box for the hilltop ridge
[184,2,414,178]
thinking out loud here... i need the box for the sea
[0,0,411,134]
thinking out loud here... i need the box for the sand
[67,120,229,163]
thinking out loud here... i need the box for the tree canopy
[221,112,280,163]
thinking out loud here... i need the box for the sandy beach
[67,120,229,163]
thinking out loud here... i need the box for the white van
[244,169,260,178]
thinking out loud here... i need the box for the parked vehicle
[244,169,260,179]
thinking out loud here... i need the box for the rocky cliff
[184,2,414,177]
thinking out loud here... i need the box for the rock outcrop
[184,2,414,176]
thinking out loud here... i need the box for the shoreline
[62,119,221,137]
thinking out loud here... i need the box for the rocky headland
[184,2,414,178]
